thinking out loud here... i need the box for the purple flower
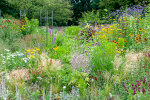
[74,37,77,39]
[133,89,136,94]
[50,29,52,36]
[138,83,141,86]
[88,38,92,42]
[54,37,56,42]
[82,48,84,51]
[142,87,146,94]
[143,77,146,84]
[92,65,95,68]
[123,84,126,88]
[132,84,134,86]
[82,70,84,72]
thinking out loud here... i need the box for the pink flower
[74,37,77,39]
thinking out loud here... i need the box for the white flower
[5,49,10,52]
[22,58,28,63]
[63,86,66,89]
[2,61,6,64]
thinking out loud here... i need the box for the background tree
[6,0,73,26]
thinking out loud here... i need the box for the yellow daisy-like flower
[30,52,34,54]
[30,55,34,58]
[101,25,104,27]
[53,46,59,51]
[26,49,31,52]
[103,35,107,38]
[36,48,40,51]
[95,27,99,30]
[139,29,143,31]
[117,51,121,54]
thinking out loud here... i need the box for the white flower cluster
[0,49,30,66]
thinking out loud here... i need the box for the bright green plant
[90,41,117,73]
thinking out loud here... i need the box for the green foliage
[90,41,117,73]
[21,17,39,35]
[6,0,73,26]
[65,26,80,35]
[79,10,108,25]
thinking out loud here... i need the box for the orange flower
[124,39,127,42]
[144,38,147,42]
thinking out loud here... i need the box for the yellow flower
[117,51,121,54]
[129,33,133,37]
[30,55,34,58]
[26,49,31,52]
[113,19,116,20]
[31,49,36,52]
[30,52,34,54]
[53,46,59,51]
[101,25,104,27]
[109,26,113,28]
[103,35,107,38]
[36,48,40,51]
[139,29,143,31]
[35,47,40,51]
[95,27,99,30]
[57,97,62,99]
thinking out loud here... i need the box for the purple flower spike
[142,88,146,94]
[50,29,51,36]
[54,37,56,42]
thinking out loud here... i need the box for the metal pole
[20,10,21,19]
[52,10,53,29]
[0,9,1,18]
[24,10,25,17]
[40,10,42,26]
[46,10,48,47]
